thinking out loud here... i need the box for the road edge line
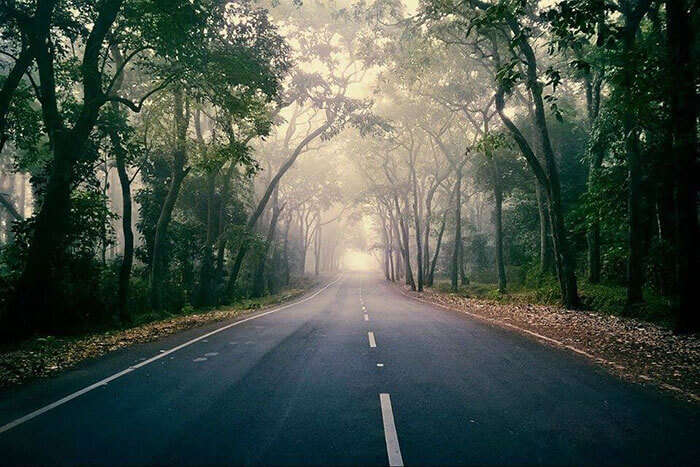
[395,284,700,403]
[0,275,344,435]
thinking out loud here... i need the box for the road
[0,273,698,465]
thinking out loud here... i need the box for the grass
[432,276,675,328]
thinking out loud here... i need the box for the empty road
[0,273,698,465]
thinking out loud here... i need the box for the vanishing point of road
[0,273,698,465]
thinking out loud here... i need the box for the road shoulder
[393,282,699,404]
[0,277,333,390]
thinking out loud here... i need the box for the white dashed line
[364,314,369,321]
[380,393,404,466]
[368,331,377,348]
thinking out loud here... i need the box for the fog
[0,0,697,335]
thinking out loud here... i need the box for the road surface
[1,273,698,465]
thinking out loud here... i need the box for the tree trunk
[150,87,189,311]
[411,162,424,291]
[497,21,580,308]
[493,44,579,306]
[494,183,507,293]
[313,217,321,276]
[393,195,414,289]
[227,122,331,292]
[535,182,553,275]
[667,0,698,333]
[282,215,291,286]
[196,170,217,306]
[16,135,74,331]
[252,189,282,297]
[585,80,604,284]
[622,10,645,311]
[427,189,453,287]
[110,104,134,323]
[451,165,462,292]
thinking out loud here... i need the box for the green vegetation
[434,275,676,328]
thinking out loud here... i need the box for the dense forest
[0,0,697,342]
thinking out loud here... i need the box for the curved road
[0,273,698,465]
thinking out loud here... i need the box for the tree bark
[411,157,424,291]
[451,164,462,292]
[252,188,282,297]
[622,6,645,311]
[667,0,698,332]
[196,170,217,305]
[535,178,553,275]
[313,217,321,276]
[494,182,506,293]
[491,20,580,308]
[150,87,189,310]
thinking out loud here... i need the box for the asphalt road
[0,272,698,465]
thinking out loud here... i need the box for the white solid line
[380,393,404,466]
[364,314,369,321]
[0,275,343,435]
[368,331,376,348]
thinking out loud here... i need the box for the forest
[0,0,697,343]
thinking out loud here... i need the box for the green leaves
[495,59,524,94]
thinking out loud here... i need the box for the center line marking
[364,314,369,321]
[380,393,404,466]
[368,331,376,348]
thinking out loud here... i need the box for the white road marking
[364,314,369,321]
[204,352,218,357]
[380,393,404,466]
[368,331,377,348]
[193,357,207,362]
[0,275,343,435]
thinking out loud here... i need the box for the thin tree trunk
[535,181,553,275]
[282,214,291,286]
[196,170,217,305]
[451,165,462,292]
[150,87,189,310]
[313,216,321,276]
[411,160,424,291]
[252,189,282,297]
[494,183,506,293]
